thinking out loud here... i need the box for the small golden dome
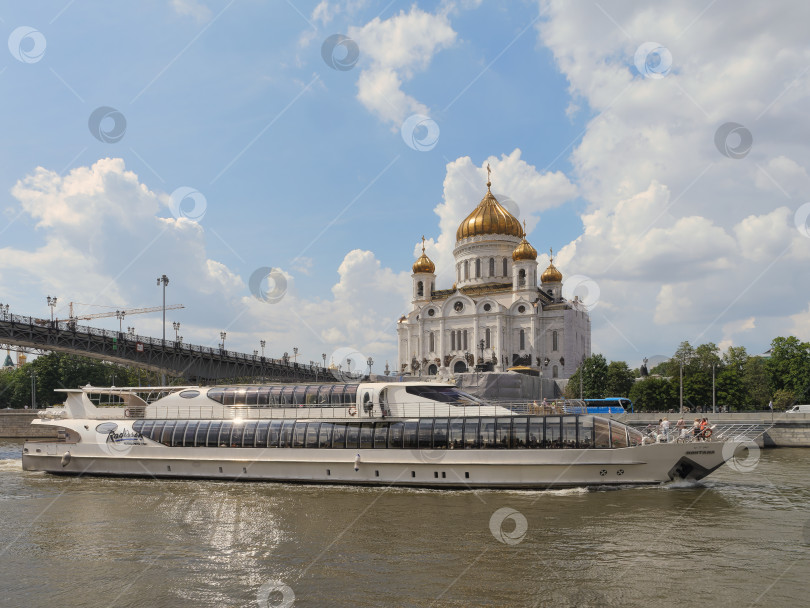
[541,248,563,283]
[512,222,537,261]
[412,236,435,274]
[456,169,522,241]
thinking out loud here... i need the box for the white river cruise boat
[22,382,762,488]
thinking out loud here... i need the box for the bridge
[0,313,339,383]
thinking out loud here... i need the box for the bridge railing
[0,312,327,373]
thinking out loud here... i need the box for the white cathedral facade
[397,173,590,380]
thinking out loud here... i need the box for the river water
[1,442,808,608]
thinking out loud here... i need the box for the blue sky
[1,1,809,373]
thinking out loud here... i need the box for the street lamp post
[156,274,169,385]
[322,353,327,368]
[46,296,57,323]
[30,369,36,410]
[260,340,266,357]
[367,356,374,377]
[220,332,227,350]
[127,326,136,337]
[0,303,9,319]
[116,310,126,333]
[292,347,299,363]
[156,275,169,342]
[679,357,684,414]
[579,356,584,400]
[173,321,181,341]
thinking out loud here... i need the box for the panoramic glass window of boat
[404,385,486,405]
[132,416,641,450]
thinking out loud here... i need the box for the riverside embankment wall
[0,411,58,438]
[610,412,810,448]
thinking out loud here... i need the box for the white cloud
[312,1,336,26]
[2,158,413,371]
[349,6,456,127]
[424,149,577,282]
[533,0,810,357]
[3,159,234,319]
[718,316,756,352]
[239,248,411,367]
[170,0,212,23]
[790,304,810,338]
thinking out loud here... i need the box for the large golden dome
[456,176,522,241]
[541,248,563,283]
[412,236,435,273]
[512,223,537,261]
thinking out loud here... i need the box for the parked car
[785,404,810,414]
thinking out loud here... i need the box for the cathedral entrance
[453,360,467,374]
[427,364,438,375]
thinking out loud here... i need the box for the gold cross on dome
[421,235,426,252]
[486,163,491,185]
[549,247,553,261]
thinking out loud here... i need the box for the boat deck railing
[639,423,769,444]
[140,401,559,420]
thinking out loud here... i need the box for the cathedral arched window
[429,332,435,352]
[552,330,558,351]
[485,328,491,348]
[518,269,526,287]
[503,258,508,276]
[464,260,469,280]
[430,281,434,295]
[451,331,456,351]
[475,259,481,278]
[489,258,495,276]
[552,365,559,378]
[417,281,423,297]
[519,329,525,351]
[463,330,468,350]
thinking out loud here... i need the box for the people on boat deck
[699,417,712,440]
[675,418,687,440]
[692,418,702,439]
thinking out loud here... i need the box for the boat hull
[21,441,736,489]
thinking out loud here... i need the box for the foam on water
[0,458,22,472]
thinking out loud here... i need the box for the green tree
[0,352,168,408]
[565,354,609,399]
[716,346,746,410]
[743,355,770,409]
[629,376,678,412]
[767,336,810,402]
[772,389,796,410]
[605,361,635,397]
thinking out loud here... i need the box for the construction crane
[67,302,184,322]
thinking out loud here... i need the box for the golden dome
[412,236,435,274]
[512,222,537,261]
[541,248,563,283]
[456,170,522,241]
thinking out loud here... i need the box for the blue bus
[583,398,634,414]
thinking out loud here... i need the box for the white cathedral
[397,170,591,380]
